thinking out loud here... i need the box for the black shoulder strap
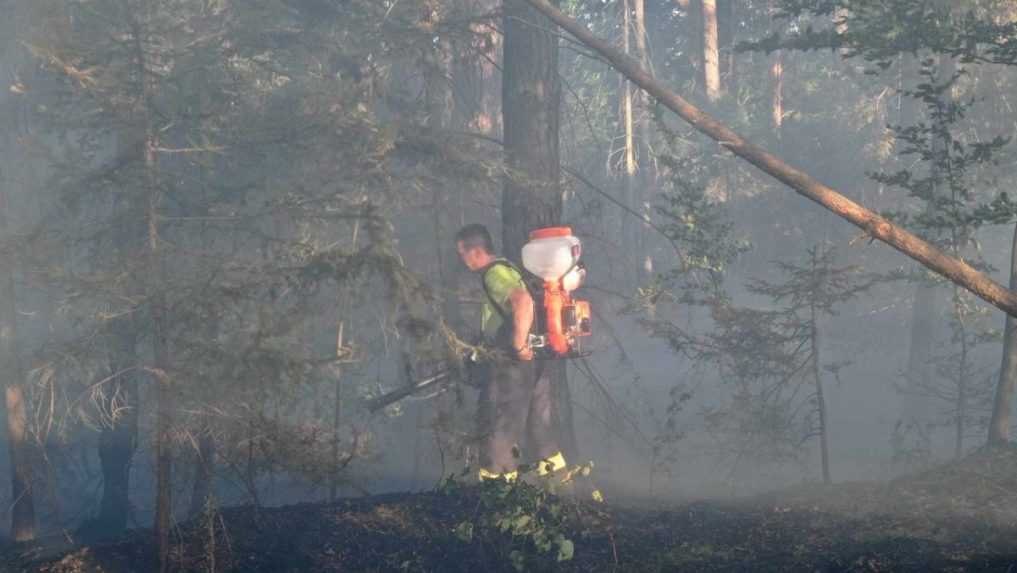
[479,259,518,321]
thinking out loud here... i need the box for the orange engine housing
[542,281,591,357]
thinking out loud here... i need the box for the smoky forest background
[2,0,1017,571]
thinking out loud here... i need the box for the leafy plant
[441,463,593,572]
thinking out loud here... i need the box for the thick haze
[0,0,1015,541]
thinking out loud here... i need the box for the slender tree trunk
[702,0,721,101]
[629,0,654,281]
[988,223,1017,445]
[768,1,783,132]
[330,221,358,502]
[329,318,346,502]
[129,4,173,566]
[907,1,960,433]
[810,252,831,484]
[188,431,215,519]
[906,283,941,412]
[151,143,173,573]
[955,292,968,459]
[620,0,639,276]
[188,84,217,522]
[770,53,783,130]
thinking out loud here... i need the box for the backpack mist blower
[521,227,591,358]
[367,227,591,413]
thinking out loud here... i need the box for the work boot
[541,454,604,503]
[478,467,518,482]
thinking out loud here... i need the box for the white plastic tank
[521,227,582,281]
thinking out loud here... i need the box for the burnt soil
[6,448,1017,572]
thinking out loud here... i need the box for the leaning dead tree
[521,0,1017,318]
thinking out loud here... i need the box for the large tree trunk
[502,0,580,464]
[517,0,1017,318]
[502,0,562,257]
[988,223,1017,445]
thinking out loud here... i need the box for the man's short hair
[455,223,494,253]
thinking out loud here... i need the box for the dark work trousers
[475,356,560,474]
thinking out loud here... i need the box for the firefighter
[454,224,567,481]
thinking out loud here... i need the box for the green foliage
[11,0,503,510]
[751,0,1017,68]
[874,61,1012,247]
[703,246,873,477]
[441,467,589,572]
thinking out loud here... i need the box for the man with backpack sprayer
[454,223,569,482]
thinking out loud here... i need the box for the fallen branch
[517,0,1017,317]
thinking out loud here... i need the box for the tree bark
[988,223,1017,445]
[518,0,1017,318]
[955,289,968,459]
[632,0,654,280]
[502,0,562,258]
[770,53,783,130]
[188,430,215,519]
[502,0,579,465]
[620,0,640,276]
[810,252,831,484]
[702,0,721,101]
[768,1,783,131]
[127,3,173,566]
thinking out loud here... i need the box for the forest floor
[6,447,1017,572]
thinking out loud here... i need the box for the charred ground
[6,447,1017,573]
